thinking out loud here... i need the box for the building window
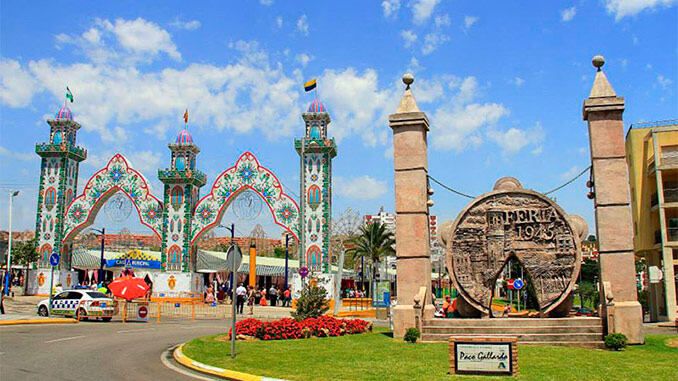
[307,245,322,271]
[307,185,321,209]
[65,189,73,206]
[53,131,63,145]
[175,156,186,171]
[171,186,184,208]
[310,126,321,139]
[40,244,52,265]
[167,245,182,271]
[44,187,56,210]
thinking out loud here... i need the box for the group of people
[433,293,458,318]
[343,288,367,298]
[228,283,292,314]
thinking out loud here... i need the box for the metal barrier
[343,298,373,311]
[99,300,233,322]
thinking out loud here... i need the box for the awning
[71,248,103,270]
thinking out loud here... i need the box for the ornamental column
[390,74,433,337]
[583,55,644,344]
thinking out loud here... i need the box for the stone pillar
[390,74,433,337]
[583,55,644,344]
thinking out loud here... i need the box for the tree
[345,220,395,297]
[580,258,599,283]
[12,238,39,273]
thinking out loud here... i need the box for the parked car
[37,290,115,321]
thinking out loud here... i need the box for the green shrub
[604,333,628,351]
[291,284,329,321]
[404,327,420,343]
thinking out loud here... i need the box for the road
[0,320,229,380]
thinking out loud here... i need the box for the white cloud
[400,30,418,48]
[422,32,449,55]
[407,56,423,73]
[657,74,673,89]
[296,53,314,67]
[0,146,35,161]
[382,0,401,18]
[510,77,525,87]
[431,76,510,151]
[260,0,274,5]
[105,18,181,61]
[276,16,284,28]
[320,68,396,146]
[561,6,577,21]
[487,123,544,154]
[434,14,450,27]
[560,165,581,181]
[0,59,39,107]
[605,0,676,20]
[464,16,479,30]
[335,175,388,200]
[412,0,440,24]
[170,18,201,30]
[296,15,309,35]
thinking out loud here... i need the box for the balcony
[35,142,87,162]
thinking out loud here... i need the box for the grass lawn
[183,329,678,381]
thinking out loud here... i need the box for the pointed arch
[191,151,300,245]
[62,154,163,243]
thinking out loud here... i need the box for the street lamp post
[218,223,237,359]
[284,234,290,290]
[4,191,20,296]
[90,228,106,283]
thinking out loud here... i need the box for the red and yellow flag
[183,109,189,124]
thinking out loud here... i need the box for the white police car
[37,290,115,321]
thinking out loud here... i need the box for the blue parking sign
[49,253,60,267]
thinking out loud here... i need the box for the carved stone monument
[441,177,584,317]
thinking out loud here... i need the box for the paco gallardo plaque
[440,178,582,317]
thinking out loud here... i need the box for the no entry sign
[137,305,149,321]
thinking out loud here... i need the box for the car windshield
[86,292,109,299]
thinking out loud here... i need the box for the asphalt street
[0,320,229,380]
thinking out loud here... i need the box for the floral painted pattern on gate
[191,151,300,244]
[62,154,163,242]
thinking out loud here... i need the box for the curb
[0,318,78,326]
[173,343,286,381]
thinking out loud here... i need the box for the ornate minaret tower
[158,125,206,272]
[34,103,87,269]
[295,99,337,273]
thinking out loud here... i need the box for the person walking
[235,283,247,314]
[283,287,291,307]
[247,285,255,315]
[268,285,278,306]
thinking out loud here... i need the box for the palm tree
[345,221,395,298]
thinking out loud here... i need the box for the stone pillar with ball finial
[583,55,644,344]
[389,73,434,337]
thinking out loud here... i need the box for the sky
[0,0,676,239]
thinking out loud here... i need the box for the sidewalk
[0,313,77,325]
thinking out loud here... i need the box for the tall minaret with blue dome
[158,123,206,272]
[34,102,87,269]
[295,99,337,273]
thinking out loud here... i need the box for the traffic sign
[507,279,515,290]
[137,305,148,321]
[513,278,525,290]
[49,253,60,267]
[226,244,243,271]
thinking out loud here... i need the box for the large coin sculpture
[440,177,582,317]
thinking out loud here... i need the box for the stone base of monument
[422,317,604,348]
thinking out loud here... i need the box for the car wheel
[102,317,112,322]
[76,308,88,321]
[38,305,49,317]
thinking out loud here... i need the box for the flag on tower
[304,79,317,92]
[66,87,74,103]
[183,109,189,124]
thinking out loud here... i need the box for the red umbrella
[107,276,149,301]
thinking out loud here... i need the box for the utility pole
[5,191,20,295]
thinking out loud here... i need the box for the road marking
[117,328,156,334]
[179,325,225,330]
[45,335,86,343]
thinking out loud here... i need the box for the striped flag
[66,87,74,103]
[304,79,317,92]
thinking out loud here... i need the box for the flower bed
[229,316,372,341]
